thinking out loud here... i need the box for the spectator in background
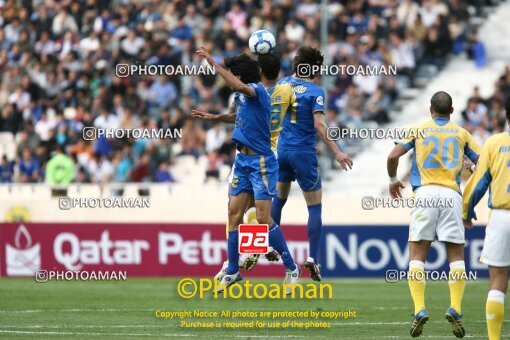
[422,28,449,68]
[121,29,145,58]
[89,154,114,184]
[0,104,23,134]
[418,0,438,28]
[472,123,491,146]
[34,111,56,142]
[469,31,487,68]
[52,8,78,36]
[364,86,390,124]
[397,0,420,28]
[462,98,488,128]
[93,108,119,130]
[18,148,41,183]
[179,118,204,158]
[45,145,74,185]
[226,3,247,32]
[148,76,177,117]
[205,122,226,153]
[156,162,176,183]
[342,84,365,126]
[0,155,14,183]
[205,150,221,182]
[285,18,305,43]
[131,153,152,182]
[389,33,416,78]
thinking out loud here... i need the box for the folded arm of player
[387,144,407,199]
[196,47,255,97]
[313,112,353,171]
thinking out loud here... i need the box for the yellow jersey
[268,83,296,151]
[462,132,510,220]
[396,117,481,193]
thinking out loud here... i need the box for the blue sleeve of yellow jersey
[464,132,481,163]
[394,139,415,152]
[394,126,417,152]
[462,141,492,220]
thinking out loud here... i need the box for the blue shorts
[278,148,321,192]
[229,152,278,200]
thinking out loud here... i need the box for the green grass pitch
[0,277,503,339]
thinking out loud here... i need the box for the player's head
[292,46,323,79]
[430,91,453,116]
[257,53,281,81]
[224,54,260,84]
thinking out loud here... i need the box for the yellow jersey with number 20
[396,117,481,193]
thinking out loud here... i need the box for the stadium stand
[0,0,501,189]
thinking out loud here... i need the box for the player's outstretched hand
[191,110,216,120]
[196,47,215,66]
[463,219,473,229]
[335,152,353,171]
[389,181,405,199]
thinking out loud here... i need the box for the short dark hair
[257,53,281,81]
[430,91,453,115]
[292,46,323,79]
[224,54,260,84]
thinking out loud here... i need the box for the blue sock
[307,203,322,262]
[226,230,239,275]
[269,223,296,271]
[271,197,287,225]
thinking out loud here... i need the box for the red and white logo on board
[238,224,269,254]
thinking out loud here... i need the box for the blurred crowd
[461,65,510,146]
[0,0,494,184]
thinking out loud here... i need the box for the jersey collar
[433,117,449,126]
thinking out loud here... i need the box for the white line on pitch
[0,331,304,338]
[0,308,153,314]
[0,330,196,337]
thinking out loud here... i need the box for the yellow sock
[448,261,466,314]
[408,260,426,314]
[487,290,505,340]
[244,207,258,224]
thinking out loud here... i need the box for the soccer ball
[248,30,276,55]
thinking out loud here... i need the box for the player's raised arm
[196,47,255,97]
[386,144,408,198]
[191,104,236,124]
[313,112,353,171]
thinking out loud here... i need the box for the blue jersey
[277,76,325,150]
[232,83,272,155]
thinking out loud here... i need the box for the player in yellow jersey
[191,53,298,285]
[462,100,510,340]
[387,91,481,338]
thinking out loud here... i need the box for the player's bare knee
[255,209,269,225]
[228,208,244,230]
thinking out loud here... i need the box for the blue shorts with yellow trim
[277,148,321,192]
[229,152,278,200]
